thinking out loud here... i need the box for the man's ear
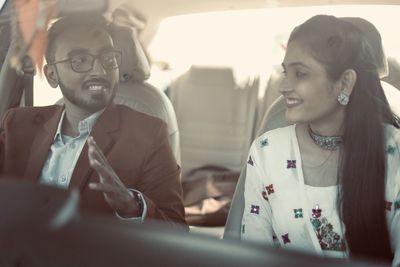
[44,64,59,88]
[339,69,357,96]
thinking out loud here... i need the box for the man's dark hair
[45,15,110,63]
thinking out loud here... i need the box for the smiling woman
[240,14,400,264]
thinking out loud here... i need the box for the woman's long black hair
[288,15,399,262]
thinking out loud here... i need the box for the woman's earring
[337,91,349,106]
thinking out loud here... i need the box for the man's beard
[58,80,117,112]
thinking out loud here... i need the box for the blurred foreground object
[10,0,108,73]
[0,180,390,267]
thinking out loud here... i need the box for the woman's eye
[295,70,307,78]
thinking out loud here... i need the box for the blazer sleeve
[137,121,188,230]
[0,120,4,175]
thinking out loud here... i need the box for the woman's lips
[285,97,302,108]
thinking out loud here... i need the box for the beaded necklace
[308,126,342,151]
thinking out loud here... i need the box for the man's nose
[90,58,107,76]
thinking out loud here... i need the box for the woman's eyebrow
[282,62,312,70]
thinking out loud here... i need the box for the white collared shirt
[39,108,146,223]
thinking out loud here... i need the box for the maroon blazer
[0,104,187,228]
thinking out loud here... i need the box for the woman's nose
[278,77,293,94]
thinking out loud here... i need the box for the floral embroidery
[395,200,400,211]
[287,160,296,169]
[266,184,275,195]
[310,213,346,251]
[260,138,269,148]
[250,205,260,214]
[312,205,322,219]
[294,208,303,218]
[387,145,396,155]
[282,233,291,244]
[385,201,393,211]
[262,190,268,201]
[247,155,254,166]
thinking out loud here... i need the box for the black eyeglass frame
[47,50,122,73]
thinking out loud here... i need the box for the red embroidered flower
[282,233,291,244]
[312,205,322,218]
[266,184,274,195]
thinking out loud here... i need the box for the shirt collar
[54,108,105,141]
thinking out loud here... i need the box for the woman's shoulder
[257,124,294,140]
[384,124,400,196]
[251,125,295,151]
[385,124,400,147]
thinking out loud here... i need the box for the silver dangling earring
[337,91,349,106]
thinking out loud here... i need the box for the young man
[0,15,187,228]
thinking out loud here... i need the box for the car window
[147,5,400,90]
[0,0,6,12]
[33,5,400,105]
[0,0,10,70]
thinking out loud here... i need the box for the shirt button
[61,177,67,183]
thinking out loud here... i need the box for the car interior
[0,0,399,266]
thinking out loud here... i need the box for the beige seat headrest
[185,66,236,87]
[108,18,150,83]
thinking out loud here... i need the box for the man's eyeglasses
[48,50,122,73]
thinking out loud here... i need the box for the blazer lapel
[69,104,120,191]
[23,106,64,182]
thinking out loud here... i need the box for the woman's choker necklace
[308,126,342,151]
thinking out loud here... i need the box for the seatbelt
[21,55,35,107]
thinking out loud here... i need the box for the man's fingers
[88,182,117,193]
[87,136,108,164]
[90,159,125,187]
[89,182,138,215]
[88,182,134,202]
[87,144,105,167]
[88,183,129,197]
[90,159,115,182]
[87,137,126,187]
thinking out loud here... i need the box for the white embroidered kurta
[241,124,400,265]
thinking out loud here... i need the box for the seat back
[169,66,259,173]
[223,70,285,240]
[254,68,284,132]
[113,83,180,163]
[383,57,400,92]
[107,17,181,162]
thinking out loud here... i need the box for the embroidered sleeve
[241,141,274,245]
